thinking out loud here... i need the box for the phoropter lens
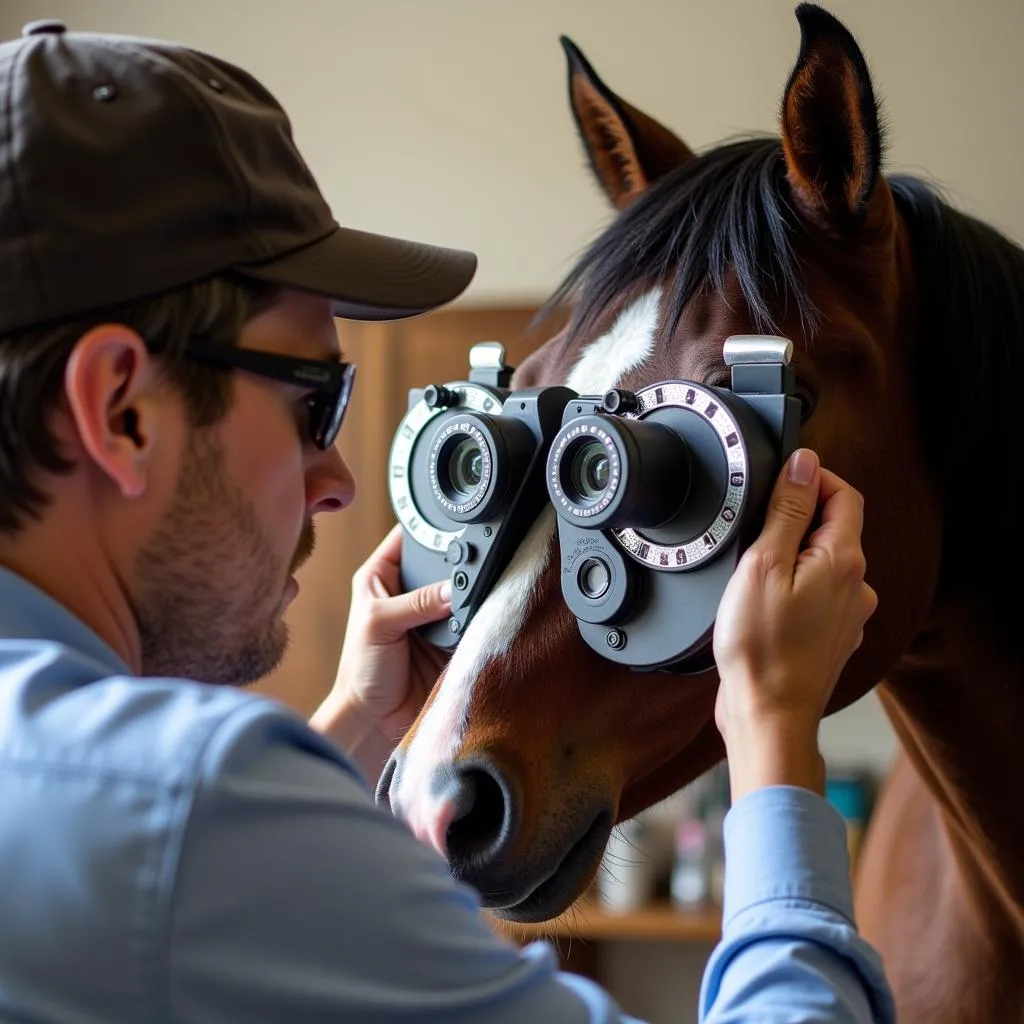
[432,424,492,516]
[548,414,691,530]
[428,413,536,524]
[571,442,611,501]
[449,438,483,495]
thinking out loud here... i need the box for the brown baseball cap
[0,20,478,333]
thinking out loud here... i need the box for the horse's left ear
[780,4,887,228]
[561,36,694,210]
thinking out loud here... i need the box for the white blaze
[392,288,662,839]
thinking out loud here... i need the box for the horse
[376,5,1024,1021]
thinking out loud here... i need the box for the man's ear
[62,324,163,500]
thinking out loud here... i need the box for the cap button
[22,20,67,36]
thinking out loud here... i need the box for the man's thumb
[756,448,821,566]
[369,579,453,641]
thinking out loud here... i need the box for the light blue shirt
[0,565,894,1022]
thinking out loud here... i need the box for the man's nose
[307,445,355,514]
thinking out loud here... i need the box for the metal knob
[601,388,641,415]
[723,335,793,366]
[423,384,460,409]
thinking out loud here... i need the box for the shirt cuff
[721,785,854,930]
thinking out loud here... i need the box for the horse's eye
[795,387,817,423]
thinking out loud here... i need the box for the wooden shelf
[488,898,722,943]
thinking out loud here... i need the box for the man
[0,21,892,1023]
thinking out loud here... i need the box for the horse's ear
[780,4,886,228]
[561,36,694,210]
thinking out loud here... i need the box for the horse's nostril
[443,758,519,871]
[448,768,504,858]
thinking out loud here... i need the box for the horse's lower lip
[488,809,613,924]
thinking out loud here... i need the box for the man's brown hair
[0,274,278,533]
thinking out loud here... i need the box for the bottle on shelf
[670,818,710,909]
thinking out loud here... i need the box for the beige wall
[3,0,1021,305]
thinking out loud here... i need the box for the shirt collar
[0,566,132,676]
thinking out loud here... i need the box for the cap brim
[235,225,478,321]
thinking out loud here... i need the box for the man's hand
[712,448,878,801]
[310,525,451,778]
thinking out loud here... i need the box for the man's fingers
[369,523,404,566]
[748,448,823,571]
[364,580,453,643]
[847,584,877,656]
[860,582,878,623]
[801,469,866,569]
[354,524,404,593]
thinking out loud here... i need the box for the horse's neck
[882,589,1024,922]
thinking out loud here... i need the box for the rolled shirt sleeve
[699,786,896,1023]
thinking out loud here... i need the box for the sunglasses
[185,342,356,450]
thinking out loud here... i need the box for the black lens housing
[429,413,536,524]
[548,414,691,530]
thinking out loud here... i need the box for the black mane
[542,138,1023,637]
[541,137,818,341]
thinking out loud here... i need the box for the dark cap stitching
[2,38,49,321]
